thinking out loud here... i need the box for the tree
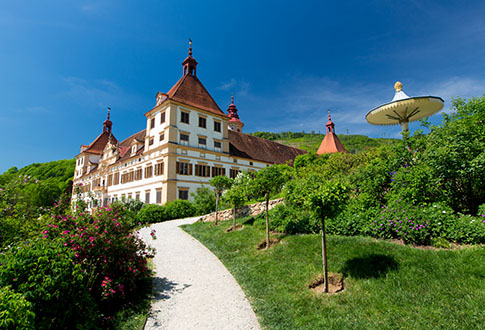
[209,176,233,225]
[252,165,290,249]
[305,180,348,293]
[223,179,247,230]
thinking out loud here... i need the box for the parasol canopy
[366,82,444,131]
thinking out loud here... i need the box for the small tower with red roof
[316,110,347,154]
[227,94,244,132]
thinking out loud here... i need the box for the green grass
[182,217,485,330]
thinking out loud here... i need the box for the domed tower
[227,95,244,132]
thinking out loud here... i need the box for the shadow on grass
[152,277,191,301]
[342,254,399,279]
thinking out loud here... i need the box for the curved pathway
[138,217,260,330]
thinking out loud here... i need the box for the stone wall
[199,198,284,222]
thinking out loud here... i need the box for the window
[198,137,206,149]
[214,141,221,149]
[159,132,165,142]
[107,174,113,186]
[230,169,240,178]
[145,191,150,203]
[249,161,253,166]
[135,168,142,180]
[181,111,189,124]
[178,189,189,200]
[233,158,237,163]
[212,166,226,177]
[155,162,164,176]
[135,192,140,200]
[195,164,210,177]
[214,121,221,132]
[160,112,166,123]
[156,189,162,204]
[176,161,192,175]
[150,117,155,129]
[199,116,206,128]
[145,165,153,178]
[149,138,154,146]
[113,172,119,185]
[180,133,189,146]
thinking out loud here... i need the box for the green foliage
[111,199,145,228]
[421,96,485,213]
[135,204,167,225]
[0,239,96,329]
[254,203,319,234]
[0,286,35,330]
[209,175,233,195]
[192,187,216,215]
[164,200,198,219]
[252,165,290,200]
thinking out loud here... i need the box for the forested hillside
[0,159,75,216]
[249,131,398,153]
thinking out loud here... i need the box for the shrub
[447,215,485,244]
[111,199,145,228]
[135,204,167,225]
[0,286,35,329]
[192,187,216,215]
[164,200,197,220]
[327,199,379,237]
[254,203,319,234]
[0,239,97,329]
[42,207,153,324]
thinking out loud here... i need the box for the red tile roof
[317,132,347,154]
[229,131,306,164]
[165,74,226,116]
[116,129,146,162]
[83,131,118,154]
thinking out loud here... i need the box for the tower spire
[182,38,198,76]
[103,107,112,133]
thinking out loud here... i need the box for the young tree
[252,165,290,249]
[223,172,252,230]
[305,179,348,292]
[209,175,232,225]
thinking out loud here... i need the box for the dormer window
[131,145,137,155]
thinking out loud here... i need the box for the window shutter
[176,162,180,174]
[189,164,193,175]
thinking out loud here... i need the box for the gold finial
[328,109,331,120]
[189,38,192,47]
[107,107,111,120]
[394,81,403,92]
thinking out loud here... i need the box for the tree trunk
[265,195,270,249]
[233,206,236,230]
[215,194,219,225]
[321,215,328,293]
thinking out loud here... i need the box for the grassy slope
[250,132,398,154]
[183,219,485,330]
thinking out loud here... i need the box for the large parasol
[366,82,444,131]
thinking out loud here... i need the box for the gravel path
[138,217,261,330]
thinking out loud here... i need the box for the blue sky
[1,0,484,172]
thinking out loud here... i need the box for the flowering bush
[41,206,153,323]
[369,200,485,245]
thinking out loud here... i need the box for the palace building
[72,45,305,208]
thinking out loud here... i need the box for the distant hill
[248,131,398,154]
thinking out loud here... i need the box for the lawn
[182,217,485,330]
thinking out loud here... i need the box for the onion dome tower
[227,94,244,132]
[316,110,347,154]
